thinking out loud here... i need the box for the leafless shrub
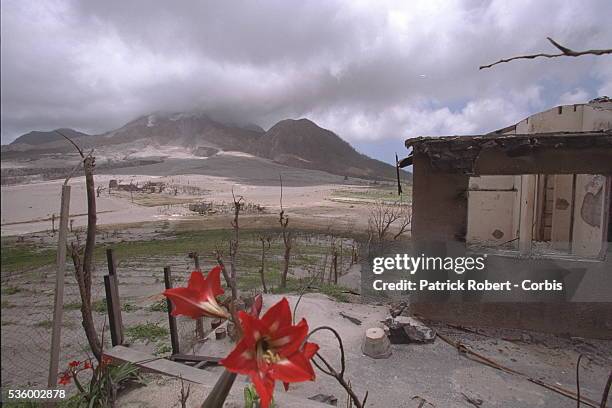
[367,201,412,251]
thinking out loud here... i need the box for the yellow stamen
[262,349,282,364]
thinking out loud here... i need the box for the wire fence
[1,256,106,390]
[0,230,359,392]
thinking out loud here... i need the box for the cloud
[2,0,611,153]
[558,88,591,105]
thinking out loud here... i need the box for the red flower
[220,298,319,408]
[83,361,92,370]
[58,372,72,385]
[68,360,81,368]
[163,267,229,320]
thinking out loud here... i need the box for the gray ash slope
[4,112,402,180]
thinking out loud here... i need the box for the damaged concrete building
[404,99,612,338]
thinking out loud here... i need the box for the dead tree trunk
[279,211,292,288]
[70,155,102,361]
[214,250,234,293]
[259,236,270,293]
[228,190,243,301]
[279,175,292,289]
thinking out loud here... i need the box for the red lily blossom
[58,372,72,385]
[220,298,319,408]
[163,267,229,320]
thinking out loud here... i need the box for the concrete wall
[551,175,573,251]
[572,175,609,257]
[410,145,612,338]
[412,154,469,245]
[467,176,517,246]
[510,101,612,134]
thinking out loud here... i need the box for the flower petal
[238,311,267,344]
[269,318,309,357]
[220,339,258,375]
[163,287,228,319]
[251,372,275,408]
[302,341,319,359]
[205,266,225,297]
[269,351,316,383]
[261,297,292,334]
[187,268,224,298]
[163,288,202,318]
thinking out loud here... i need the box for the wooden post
[193,252,200,270]
[332,246,338,284]
[104,275,122,346]
[106,248,124,344]
[48,184,71,392]
[106,248,117,276]
[192,253,205,339]
[164,267,180,355]
[519,175,536,256]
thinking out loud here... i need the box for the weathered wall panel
[572,175,608,257]
[551,174,573,251]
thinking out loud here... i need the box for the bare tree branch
[258,235,271,293]
[305,326,368,408]
[480,37,612,70]
[62,134,102,361]
[55,129,85,158]
[213,248,233,291]
[179,375,191,408]
[228,187,243,301]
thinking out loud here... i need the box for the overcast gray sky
[1,0,611,162]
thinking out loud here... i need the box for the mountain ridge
[5,113,403,180]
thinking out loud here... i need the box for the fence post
[164,266,180,355]
[106,248,124,344]
[104,275,121,346]
[191,252,205,339]
[106,248,117,275]
[48,184,71,393]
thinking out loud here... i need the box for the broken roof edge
[405,130,612,149]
